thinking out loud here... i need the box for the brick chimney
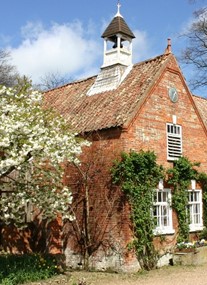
[165,38,172,54]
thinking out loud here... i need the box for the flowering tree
[0,81,89,228]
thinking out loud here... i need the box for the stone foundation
[173,246,207,266]
[64,247,140,273]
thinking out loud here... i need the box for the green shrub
[111,150,164,270]
[199,228,207,240]
[0,253,62,285]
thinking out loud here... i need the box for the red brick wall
[121,57,207,172]
[0,225,32,254]
[63,58,207,268]
[64,130,134,261]
[2,57,207,270]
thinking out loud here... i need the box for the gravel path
[25,264,207,285]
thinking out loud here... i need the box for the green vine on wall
[198,172,207,229]
[111,150,207,270]
[111,150,164,270]
[167,157,200,242]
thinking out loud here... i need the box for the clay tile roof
[193,95,207,128]
[44,54,172,133]
[102,15,135,39]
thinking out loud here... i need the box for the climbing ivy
[112,151,207,270]
[167,157,200,242]
[198,172,207,228]
[111,150,164,270]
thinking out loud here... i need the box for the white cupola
[87,2,135,96]
[101,2,135,68]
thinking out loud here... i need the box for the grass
[0,254,206,285]
[0,253,62,285]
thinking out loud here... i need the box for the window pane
[189,192,193,202]
[153,206,157,217]
[158,191,162,202]
[153,189,172,232]
[163,216,168,226]
[163,191,167,202]
[195,192,199,202]
[189,205,193,223]
[188,190,202,228]
[195,214,200,224]
[154,192,157,203]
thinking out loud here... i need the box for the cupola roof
[101,4,135,39]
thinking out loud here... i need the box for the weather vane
[117,0,121,12]
[117,0,121,16]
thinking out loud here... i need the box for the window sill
[189,225,204,232]
[153,228,175,236]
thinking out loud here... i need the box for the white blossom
[0,83,89,227]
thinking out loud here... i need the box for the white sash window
[188,188,203,232]
[153,184,174,235]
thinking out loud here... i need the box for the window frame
[188,188,203,232]
[153,187,175,235]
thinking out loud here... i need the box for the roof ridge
[44,75,97,93]
[44,54,171,95]
[133,53,170,67]
[193,94,207,100]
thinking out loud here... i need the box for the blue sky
[0,0,206,95]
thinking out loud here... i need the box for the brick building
[44,4,207,271]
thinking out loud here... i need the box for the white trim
[115,2,123,18]
[189,225,204,232]
[188,189,203,232]
[153,228,175,235]
[158,179,164,190]
[153,188,174,235]
[172,115,177,125]
[191,179,196,191]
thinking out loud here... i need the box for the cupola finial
[115,0,123,17]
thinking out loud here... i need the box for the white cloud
[8,21,102,84]
[7,19,153,84]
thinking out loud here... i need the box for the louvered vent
[167,123,182,160]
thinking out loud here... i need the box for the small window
[153,188,174,235]
[166,123,182,161]
[188,189,203,232]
